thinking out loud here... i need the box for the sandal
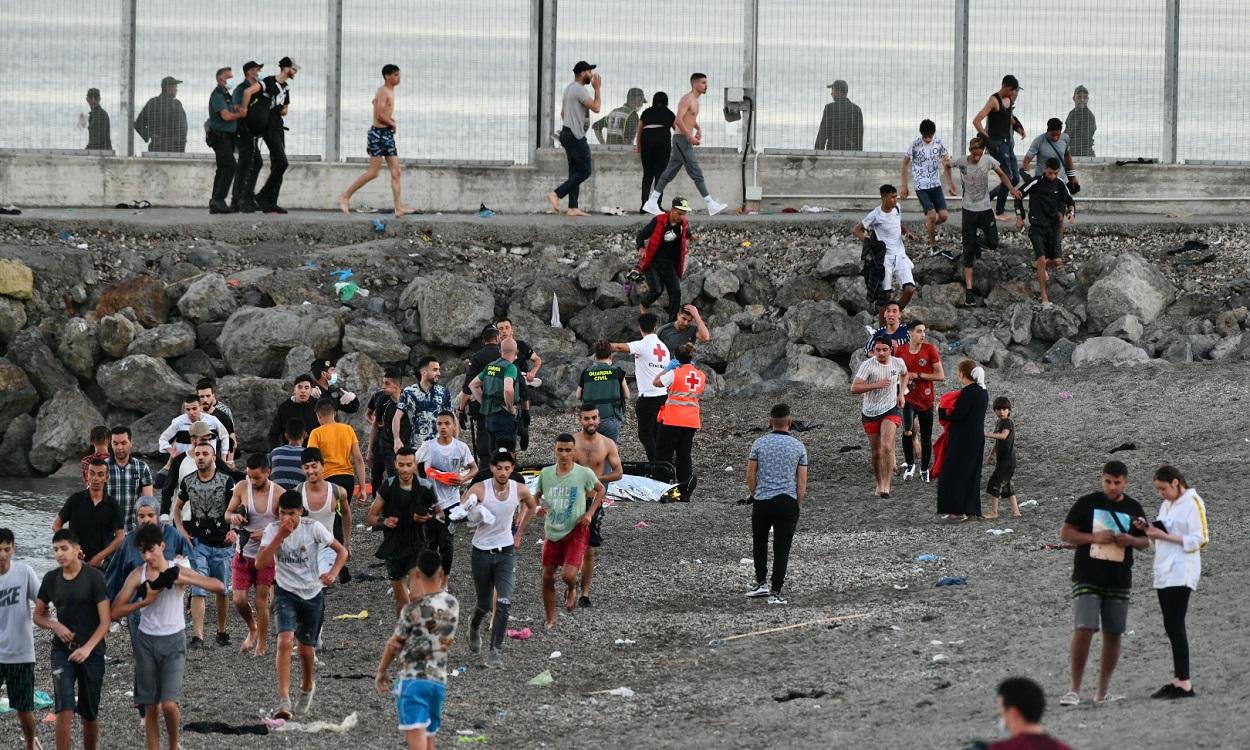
[1095,693,1124,704]
[1059,691,1080,707]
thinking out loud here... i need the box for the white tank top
[472,480,520,551]
[242,482,277,558]
[301,482,337,534]
[138,563,186,637]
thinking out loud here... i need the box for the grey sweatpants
[470,546,517,651]
[654,134,709,197]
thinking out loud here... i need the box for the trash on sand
[935,576,967,587]
[478,202,496,218]
[837,445,862,453]
[334,281,361,301]
[946,340,961,352]
[303,261,319,269]
[1039,543,1076,551]
[42,712,58,724]
[724,465,734,472]
[333,610,368,620]
[1166,239,1210,255]
[1109,442,1136,453]
[613,638,636,646]
[271,712,359,733]
[58,230,75,242]
[1018,499,1039,508]
[739,558,753,564]
[372,218,387,234]
[633,521,651,530]
[708,613,869,647]
[549,651,562,659]
[930,640,944,645]
[774,688,827,702]
[331,268,354,281]
[585,686,636,698]
[986,529,1014,536]
[0,205,21,215]
[1058,391,1073,401]
[932,654,948,662]
[740,240,753,248]
[915,554,939,563]
[550,293,562,327]
[1175,253,1216,267]
[33,691,52,709]
[527,670,554,687]
[506,627,532,641]
[457,734,488,744]
[599,206,626,216]
[893,584,909,590]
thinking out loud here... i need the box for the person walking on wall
[546,61,602,217]
[642,73,728,217]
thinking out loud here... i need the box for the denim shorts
[51,646,105,720]
[274,586,324,647]
[394,677,445,734]
[916,186,947,214]
[190,541,233,597]
[597,416,622,443]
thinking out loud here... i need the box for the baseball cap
[243,61,263,72]
[826,79,848,91]
[86,88,100,98]
[1074,84,1088,95]
[626,87,645,105]
[573,60,596,74]
[160,76,183,87]
[480,324,500,339]
[671,197,691,213]
[188,421,213,438]
[278,56,300,71]
[311,359,334,378]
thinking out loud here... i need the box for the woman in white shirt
[1136,465,1209,700]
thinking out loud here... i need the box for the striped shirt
[269,444,306,490]
[854,356,907,418]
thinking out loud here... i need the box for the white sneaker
[920,469,931,483]
[903,465,917,481]
[767,593,788,605]
[706,198,728,216]
[642,198,662,215]
[745,583,769,598]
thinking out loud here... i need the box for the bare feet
[253,644,267,657]
[564,583,577,611]
[566,208,590,217]
[1011,511,1022,518]
[338,195,351,214]
[241,631,256,653]
[546,191,561,214]
[994,212,1012,223]
[984,512,999,520]
[393,205,412,218]
[545,620,556,630]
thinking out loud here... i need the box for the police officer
[652,343,704,502]
[469,339,521,456]
[460,325,502,464]
[593,87,645,146]
[310,358,361,414]
[575,341,629,444]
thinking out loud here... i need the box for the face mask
[329,372,340,387]
[997,717,1009,737]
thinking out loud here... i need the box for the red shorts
[541,524,590,569]
[862,408,902,435]
[232,552,275,590]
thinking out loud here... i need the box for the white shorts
[882,252,915,291]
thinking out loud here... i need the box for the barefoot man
[572,404,623,609]
[534,434,604,629]
[224,454,277,656]
[546,61,601,217]
[339,64,410,217]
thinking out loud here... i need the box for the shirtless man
[295,448,350,580]
[224,454,278,655]
[642,73,727,217]
[338,64,410,217]
[572,404,623,608]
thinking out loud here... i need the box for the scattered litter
[791,420,823,432]
[76,243,89,249]
[334,281,361,301]
[774,688,827,702]
[186,720,270,735]
[33,691,52,709]
[724,465,734,472]
[1175,253,1216,267]
[599,206,626,216]
[271,712,359,733]
[613,639,636,646]
[372,218,386,234]
[1018,499,1039,508]
[113,199,152,209]
[946,340,961,352]
[227,278,241,287]
[586,686,636,698]
[1166,240,1210,255]
[915,554,939,563]
[930,640,943,645]
[478,202,496,218]
[740,240,753,248]
[890,625,903,632]
[550,293,562,327]
[837,445,862,453]
[1039,543,1076,551]
[42,712,56,724]
[633,521,651,530]
[604,475,679,503]
[527,670,554,687]
[303,261,319,269]
[0,205,21,215]
[333,610,368,620]
[1058,391,1073,401]
[506,627,532,641]
[457,734,488,744]
[709,613,868,647]
[893,584,909,590]
[549,651,562,659]
[739,558,752,564]
[986,529,1014,536]
[124,689,134,697]
[58,230,75,242]
[935,576,967,587]
[799,205,835,214]
[1109,442,1137,453]
[932,654,948,663]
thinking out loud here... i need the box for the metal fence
[0,0,1244,164]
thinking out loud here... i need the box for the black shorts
[987,463,1015,497]
[0,662,35,712]
[587,507,604,548]
[386,553,418,581]
[1029,224,1062,260]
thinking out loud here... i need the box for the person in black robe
[936,359,988,520]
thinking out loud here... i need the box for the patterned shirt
[907,136,950,190]
[748,432,808,500]
[394,591,459,683]
[397,382,452,449]
[107,457,154,532]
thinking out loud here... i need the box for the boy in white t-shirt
[850,336,910,499]
[854,184,920,324]
[415,411,477,577]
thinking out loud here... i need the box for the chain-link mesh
[967,1,1164,162]
[757,0,956,154]
[340,0,532,163]
[1,1,124,152]
[553,0,746,150]
[1178,0,1249,163]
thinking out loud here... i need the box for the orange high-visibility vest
[658,364,705,429]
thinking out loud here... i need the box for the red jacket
[638,215,690,277]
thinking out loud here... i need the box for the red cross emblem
[653,344,668,360]
[684,370,702,390]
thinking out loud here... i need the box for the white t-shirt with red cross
[628,333,670,398]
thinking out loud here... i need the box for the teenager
[0,528,41,750]
[225,454,279,655]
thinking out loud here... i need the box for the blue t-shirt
[748,432,808,500]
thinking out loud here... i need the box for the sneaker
[271,698,293,720]
[207,200,234,215]
[767,593,788,605]
[468,624,482,654]
[745,583,770,598]
[485,649,505,669]
[297,683,316,714]
[964,290,976,307]
[1059,691,1080,707]
[263,205,289,214]
[920,470,931,483]
[189,636,203,649]
[706,198,728,216]
[577,596,592,609]
[903,464,916,481]
[641,198,662,215]
[216,631,230,647]
[938,250,959,261]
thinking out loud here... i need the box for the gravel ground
[19,360,1250,749]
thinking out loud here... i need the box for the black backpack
[861,233,887,303]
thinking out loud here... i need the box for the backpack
[861,234,887,303]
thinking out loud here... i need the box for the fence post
[324,0,344,162]
[120,0,137,156]
[742,0,759,152]
[952,0,969,153]
[1163,0,1179,163]
[534,0,557,156]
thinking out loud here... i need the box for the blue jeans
[274,586,325,647]
[555,127,593,208]
[190,541,233,597]
[990,138,1019,214]
[597,416,622,443]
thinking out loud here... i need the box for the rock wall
[1,216,1248,476]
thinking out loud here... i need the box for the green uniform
[536,463,598,541]
[579,362,626,421]
[477,358,518,416]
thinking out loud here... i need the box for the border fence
[1,0,1243,165]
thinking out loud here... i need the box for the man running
[55,459,125,570]
[572,404,623,609]
[642,73,728,216]
[367,366,404,491]
[547,61,602,217]
[35,529,111,750]
[339,64,410,216]
[225,454,278,656]
[745,404,808,605]
[609,313,669,460]
[398,356,453,454]
[0,528,41,750]
[258,490,348,719]
[634,198,694,320]
[954,135,1020,307]
[899,119,957,252]
[111,524,223,750]
[415,412,477,576]
[295,448,350,582]
[972,74,1027,220]
[534,435,604,629]
[575,341,630,444]
[853,185,920,320]
[1015,158,1076,307]
[173,443,235,648]
[367,448,438,614]
[268,374,318,449]
[850,336,909,498]
[374,549,458,748]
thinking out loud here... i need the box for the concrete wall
[4,149,1250,215]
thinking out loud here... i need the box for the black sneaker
[577,596,592,609]
[215,631,230,647]
[208,200,233,215]
[264,205,289,214]
[189,636,204,649]
[239,199,259,214]
[338,566,352,584]
[964,290,977,307]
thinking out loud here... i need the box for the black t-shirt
[639,105,676,149]
[262,75,291,121]
[657,323,697,357]
[1064,491,1147,590]
[178,471,235,547]
[368,390,400,449]
[374,477,438,559]
[654,219,683,267]
[463,345,502,395]
[38,565,109,654]
[994,418,1016,466]
[57,491,123,562]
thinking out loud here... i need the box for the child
[375,549,458,750]
[985,396,1019,518]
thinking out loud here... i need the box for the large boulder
[283,346,316,382]
[170,350,217,383]
[1071,337,1151,368]
[0,358,39,433]
[218,305,343,377]
[1101,314,1144,345]
[725,331,788,391]
[0,297,27,344]
[98,313,140,358]
[516,274,589,326]
[695,323,737,370]
[342,316,409,364]
[0,259,34,301]
[96,275,168,327]
[499,308,586,360]
[901,300,958,332]
[126,410,171,457]
[399,273,494,347]
[1086,253,1175,330]
[58,317,98,380]
[6,329,77,398]
[1031,303,1082,342]
[334,352,384,436]
[702,268,741,299]
[1005,302,1033,345]
[1042,338,1078,365]
[0,413,36,476]
[96,355,192,412]
[834,276,872,313]
[815,241,861,279]
[568,306,641,348]
[214,375,289,452]
[30,388,105,474]
[527,352,585,408]
[962,332,1009,367]
[784,347,851,390]
[128,321,197,359]
[784,301,865,357]
[177,273,239,323]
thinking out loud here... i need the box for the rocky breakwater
[1,216,1249,477]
